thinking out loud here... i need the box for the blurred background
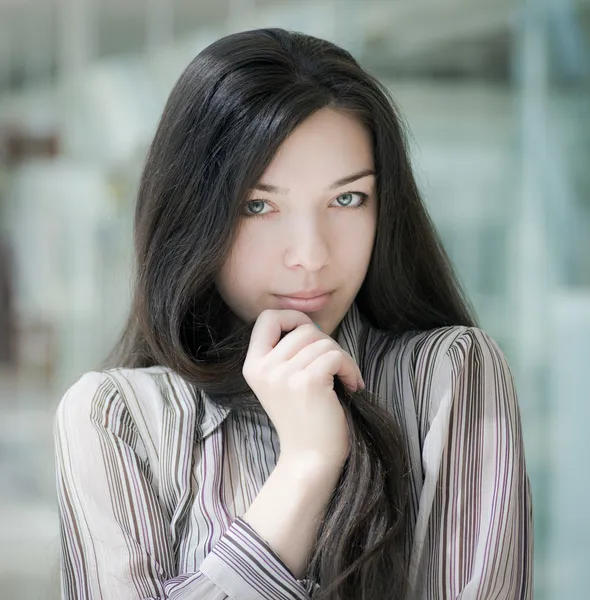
[0,0,588,598]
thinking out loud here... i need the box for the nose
[283,217,330,272]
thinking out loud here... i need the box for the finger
[284,338,336,372]
[247,309,314,361]
[306,350,360,391]
[286,339,363,388]
[270,323,325,362]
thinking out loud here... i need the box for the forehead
[260,108,374,188]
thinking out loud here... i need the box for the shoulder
[409,326,505,385]
[365,324,515,425]
[372,324,510,385]
[363,323,477,381]
[405,326,518,438]
[409,326,513,395]
[56,366,174,421]
[55,366,230,443]
[55,370,118,433]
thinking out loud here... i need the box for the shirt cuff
[199,517,314,600]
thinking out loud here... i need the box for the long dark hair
[105,28,476,599]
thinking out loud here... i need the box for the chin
[311,312,337,335]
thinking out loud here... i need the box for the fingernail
[358,377,365,389]
[313,322,322,330]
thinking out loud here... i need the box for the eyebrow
[252,168,376,195]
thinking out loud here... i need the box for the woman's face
[215,107,377,336]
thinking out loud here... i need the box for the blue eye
[333,191,369,208]
[244,200,270,216]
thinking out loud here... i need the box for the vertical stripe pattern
[54,301,533,599]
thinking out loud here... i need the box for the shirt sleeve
[54,371,312,600]
[408,328,533,599]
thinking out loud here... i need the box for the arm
[242,455,342,579]
[409,328,533,599]
[55,372,317,600]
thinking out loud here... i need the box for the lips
[274,291,333,312]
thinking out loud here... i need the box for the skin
[215,107,378,336]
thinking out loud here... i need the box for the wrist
[242,451,344,578]
[276,452,345,484]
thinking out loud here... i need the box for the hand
[242,309,364,467]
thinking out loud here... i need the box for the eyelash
[242,191,371,219]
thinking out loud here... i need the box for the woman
[54,28,533,599]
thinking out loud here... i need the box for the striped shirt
[54,301,533,599]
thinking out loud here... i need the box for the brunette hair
[105,28,476,599]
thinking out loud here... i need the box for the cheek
[363,206,378,251]
[215,244,243,299]
[216,235,266,299]
[337,211,376,254]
